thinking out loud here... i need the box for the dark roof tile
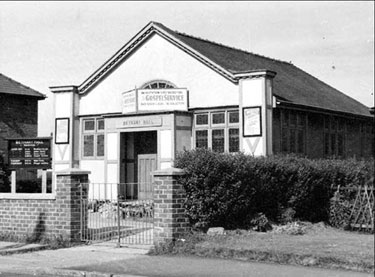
[0,73,45,99]
[155,22,370,117]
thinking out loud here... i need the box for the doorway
[121,131,157,199]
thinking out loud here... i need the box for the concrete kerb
[0,243,48,256]
[0,265,147,277]
[0,241,151,277]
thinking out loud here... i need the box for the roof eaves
[233,70,277,79]
[50,85,78,94]
[277,100,372,119]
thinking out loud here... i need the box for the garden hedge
[174,149,374,230]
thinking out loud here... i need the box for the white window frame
[193,109,239,153]
[81,117,105,159]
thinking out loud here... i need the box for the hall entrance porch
[120,131,157,200]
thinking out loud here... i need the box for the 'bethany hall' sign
[122,88,188,114]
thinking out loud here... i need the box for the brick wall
[0,170,88,241]
[153,168,190,245]
[0,94,39,156]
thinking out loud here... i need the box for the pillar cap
[55,168,91,176]
[152,167,185,176]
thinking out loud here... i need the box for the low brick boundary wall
[153,168,191,245]
[0,169,89,242]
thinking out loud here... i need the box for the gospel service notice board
[8,138,51,169]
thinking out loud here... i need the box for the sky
[0,1,374,136]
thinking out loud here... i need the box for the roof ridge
[0,73,45,98]
[174,31,292,66]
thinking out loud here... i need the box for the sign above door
[122,88,188,114]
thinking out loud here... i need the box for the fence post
[117,182,121,247]
[152,168,190,246]
[55,169,90,242]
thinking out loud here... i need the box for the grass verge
[150,222,374,273]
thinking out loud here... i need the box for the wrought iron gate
[79,183,154,245]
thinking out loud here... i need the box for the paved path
[0,242,150,276]
[69,255,373,277]
[0,241,372,277]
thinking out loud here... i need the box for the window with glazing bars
[82,118,105,158]
[194,110,239,153]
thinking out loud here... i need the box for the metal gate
[79,183,153,245]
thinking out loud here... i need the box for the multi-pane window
[82,118,105,158]
[212,129,225,152]
[324,116,346,157]
[194,110,239,153]
[83,135,94,157]
[212,112,225,125]
[196,130,208,149]
[97,134,105,156]
[281,109,306,154]
[229,128,239,153]
[196,114,209,126]
[84,120,95,131]
[229,111,239,124]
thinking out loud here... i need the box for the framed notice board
[8,138,52,169]
[55,117,70,144]
[243,106,262,137]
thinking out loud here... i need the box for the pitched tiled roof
[0,73,45,99]
[154,22,371,117]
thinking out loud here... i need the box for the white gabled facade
[79,33,238,116]
[50,22,274,198]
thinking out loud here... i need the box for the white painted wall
[54,93,72,164]
[239,76,273,156]
[55,93,71,118]
[242,78,263,107]
[160,130,172,159]
[107,163,118,184]
[106,133,118,160]
[80,160,105,183]
[79,34,238,115]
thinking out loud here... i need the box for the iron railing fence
[80,182,154,245]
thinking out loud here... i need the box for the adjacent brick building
[0,73,46,157]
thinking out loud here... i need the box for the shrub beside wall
[174,149,374,231]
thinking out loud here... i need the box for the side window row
[195,111,239,127]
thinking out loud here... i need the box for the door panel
[137,154,157,199]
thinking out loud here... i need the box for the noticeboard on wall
[243,106,262,137]
[55,118,70,144]
[8,138,52,169]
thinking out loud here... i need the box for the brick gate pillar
[55,169,90,242]
[152,168,190,245]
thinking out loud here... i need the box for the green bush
[329,190,352,229]
[174,149,374,231]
